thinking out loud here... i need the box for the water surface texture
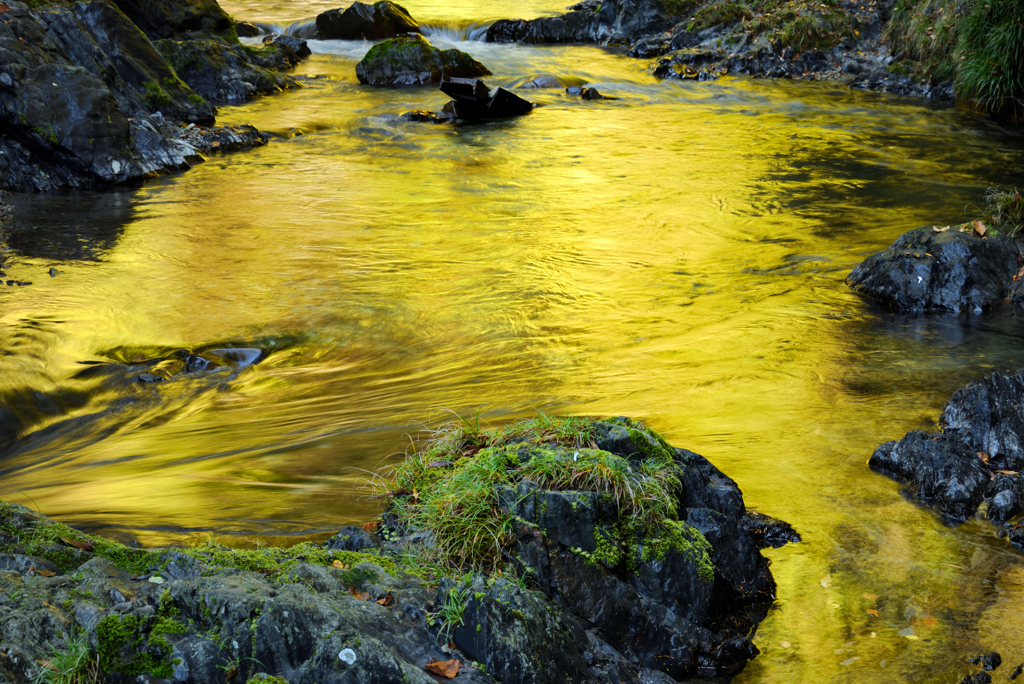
[4,0,1024,680]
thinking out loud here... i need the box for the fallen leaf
[349,586,370,601]
[819,575,832,588]
[61,537,94,551]
[210,140,221,147]
[932,225,950,232]
[425,658,461,679]
[978,451,990,464]
[362,521,379,531]
[996,470,1020,476]
[33,567,56,577]
[780,641,792,648]
[866,608,879,617]
[973,219,987,236]
[332,560,348,569]
[914,253,921,258]
[375,594,394,606]
[862,593,878,601]
[0,4,10,13]
[922,616,937,628]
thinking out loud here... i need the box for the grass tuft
[982,187,1024,237]
[954,0,1024,121]
[33,633,102,684]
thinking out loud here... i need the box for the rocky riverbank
[0,416,797,684]
[0,0,309,192]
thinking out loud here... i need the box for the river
[2,0,1024,680]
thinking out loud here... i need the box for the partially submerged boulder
[869,370,1024,542]
[846,226,1021,313]
[355,34,490,86]
[440,76,534,120]
[485,0,669,45]
[155,34,299,101]
[378,415,797,680]
[0,415,796,684]
[316,0,419,40]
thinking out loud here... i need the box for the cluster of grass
[32,633,102,684]
[376,414,708,577]
[885,0,1023,120]
[685,0,854,52]
[981,187,1024,238]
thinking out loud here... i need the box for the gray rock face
[355,34,490,86]
[316,0,419,40]
[486,0,669,45]
[869,370,1024,538]
[111,0,232,40]
[846,227,1020,313]
[0,0,291,191]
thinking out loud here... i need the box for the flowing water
[3,0,1024,679]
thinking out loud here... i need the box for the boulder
[485,0,669,45]
[155,34,299,101]
[438,77,534,120]
[355,34,490,86]
[110,0,232,40]
[868,370,1024,539]
[316,0,419,40]
[263,32,312,61]
[846,226,1020,313]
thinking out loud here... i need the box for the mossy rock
[355,34,491,86]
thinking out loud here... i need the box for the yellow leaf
[866,609,879,617]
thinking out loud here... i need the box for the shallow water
[3,0,1024,680]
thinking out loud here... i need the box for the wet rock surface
[0,417,795,684]
[846,227,1021,313]
[439,77,534,120]
[869,371,1024,545]
[316,0,419,40]
[356,34,490,86]
[486,0,669,46]
[0,0,303,192]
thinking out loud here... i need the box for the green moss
[143,81,171,108]
[245,677,289,684]
[188,93,206,105]
[640,520,714,583]
[97,614,185,679]
[688,1,752,31]
[158,588,180,617]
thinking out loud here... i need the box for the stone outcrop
[486,0,669,46]
[316,0,419,40]
[0,416,796,683]
[846,226,1021,313]
[355,34,490,86]
[869,371,1024,545]
[0,0,306,192]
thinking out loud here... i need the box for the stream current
[3,0,1024,679]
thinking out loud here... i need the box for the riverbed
[2,0,1024,680]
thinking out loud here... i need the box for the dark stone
[316,1,419,40]
[1010,664,1023,680]
[485,0,668,46]
[567,85,614,100]
[110,0,231,40]
[941,371,1024,472]
[355,35,490,87]
[440,76,490,102]
[845,227,1019,313]
[154,34,299,102]
[235,22,262,37]
[263,33,312,62]
[487,87,534,117]
[740,511,802,548]
[323,526,384,552]
[960,673,992,684]
[869,430,990,521]
[0,553,60,576]
[977,651,1002,670]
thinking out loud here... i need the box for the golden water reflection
[1,29,1024,683]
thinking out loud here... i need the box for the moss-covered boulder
[155,34,299,101]
[355,34,490,86]
[316,0,420,40]
[377,415,798,680]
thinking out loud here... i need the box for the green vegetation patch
[378,414,714,582]
[143,81,171,108]
[33,633,102,684]
[685,0,854,51]
[96,614,186,679]
[980,187,1024,238]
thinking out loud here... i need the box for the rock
[846,227,1020,313]
[316,1,419,40]
[110,0,232,40]
[401,109,453,124]
[154,34,300,101]
[960,673,993,684]
[355,35,490,87]
[868,370,1024,541]
[567,85,615,100]
[439,77,534,120]
[323,526,384,552]
[0,0,282,191]
[236,21,263,37]
[485,0,669,45]
[263,33,312,61]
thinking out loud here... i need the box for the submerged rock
[847,226,1020,313]
[0,415,795,683]
[316,0,419,40]
[869,370,1024,541]
[355,34,490,86]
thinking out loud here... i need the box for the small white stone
[111,159,121,175]
[339,649,357,665]
[917,276,923,283]
[0,73,11,87]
